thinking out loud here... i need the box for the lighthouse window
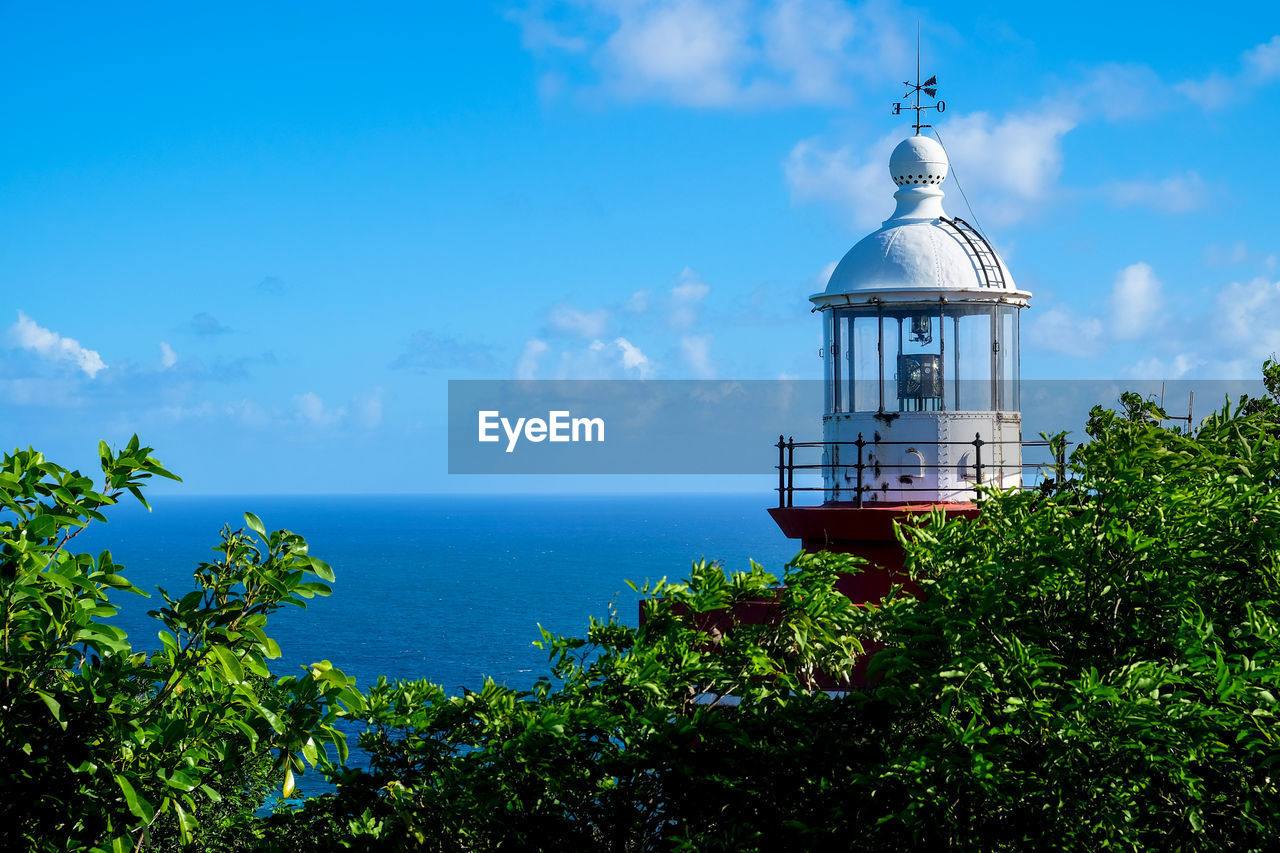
[952,309,993,410]
[998,306,1021,412]
[826,309,881,413]
[851,315,879,411]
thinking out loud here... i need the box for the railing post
[1055,443,1066,483]
[855,433,866,509]
[786,437,795,508]
[973,433,985,498]
[777,435,785,508]
[830,441,839,503]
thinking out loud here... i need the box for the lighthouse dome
[815,135,1029,306]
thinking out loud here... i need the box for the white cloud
[354,386,385,428]
[549,304,610,338]
[516,339,550,379]
[7,311,107,378]
[783,59,1205,231]
[601,0,749,106]
[1093,272,1280,379]
[1026,307,1103,357]
[669,267,711,328]
[1062,63,1173,122]
[1127,354,1199,380]
[613,337,651,375]
[784,132,899,229]
[1215,276,1280,362]
[681,334,715,377]
[933,109,1077,223]
[625,290,650,312]
[294,391,345,426]
[671,267,710,302]
[1244,35,1280,80]
[1205,242,1251,266]
[225,399,273,428]
[548,337,654,378]
[1111,262,1164,340]
[511,0,907,108]
[1104,171,1208,213]
[759,0,870,103]
[159,341,178,369]
[786,106,1076,228]
[1178,35,1280,109]
[1177,73,1234,110]
[508,4,590,53]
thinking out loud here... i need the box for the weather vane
[892,30,945,135]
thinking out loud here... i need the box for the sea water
[75,494,800,794]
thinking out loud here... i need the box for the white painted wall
[821,411,1022,503]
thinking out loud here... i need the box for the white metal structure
[811,134,1032,503]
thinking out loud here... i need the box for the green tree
[10,364,1280,851]
[266,365,1280,851]
[0,437,358,852]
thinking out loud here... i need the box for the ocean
[75,494,801,793]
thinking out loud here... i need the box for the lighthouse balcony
[772,427,1068,509]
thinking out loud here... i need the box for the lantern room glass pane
[828,308,882,413]
[851,315,880,411]
[998,306,1019,412]
[824,311,836,413]
[880,315,902,412]
[954,309,993,410]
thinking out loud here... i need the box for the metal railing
[775,433,1070,508]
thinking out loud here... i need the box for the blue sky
[2,1,1279,493]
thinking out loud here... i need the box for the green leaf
[33,690,65,730]
[27,514,58,539]
[301,736,319,766]
[229,718,260,747]
[308,556,335,583]
[174,799,197,845]
[115,774,154,823]
[210,645,245,684]
[126,485,151,511]
[244,511,266,539]
[163,768,199,792]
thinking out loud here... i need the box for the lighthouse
[770,76,1032,601]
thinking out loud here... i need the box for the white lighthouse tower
[770,72,1034,596]
[812,109,1030,504]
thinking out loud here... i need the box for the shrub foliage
[0,437,356,852]
[4,366,1280,850]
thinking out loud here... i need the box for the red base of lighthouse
[768,501,979,687]
[645,502,981,690]
[769,501,979,602]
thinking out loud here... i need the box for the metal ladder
[939,216,1006,289]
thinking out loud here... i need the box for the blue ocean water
[75,494,799,792]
